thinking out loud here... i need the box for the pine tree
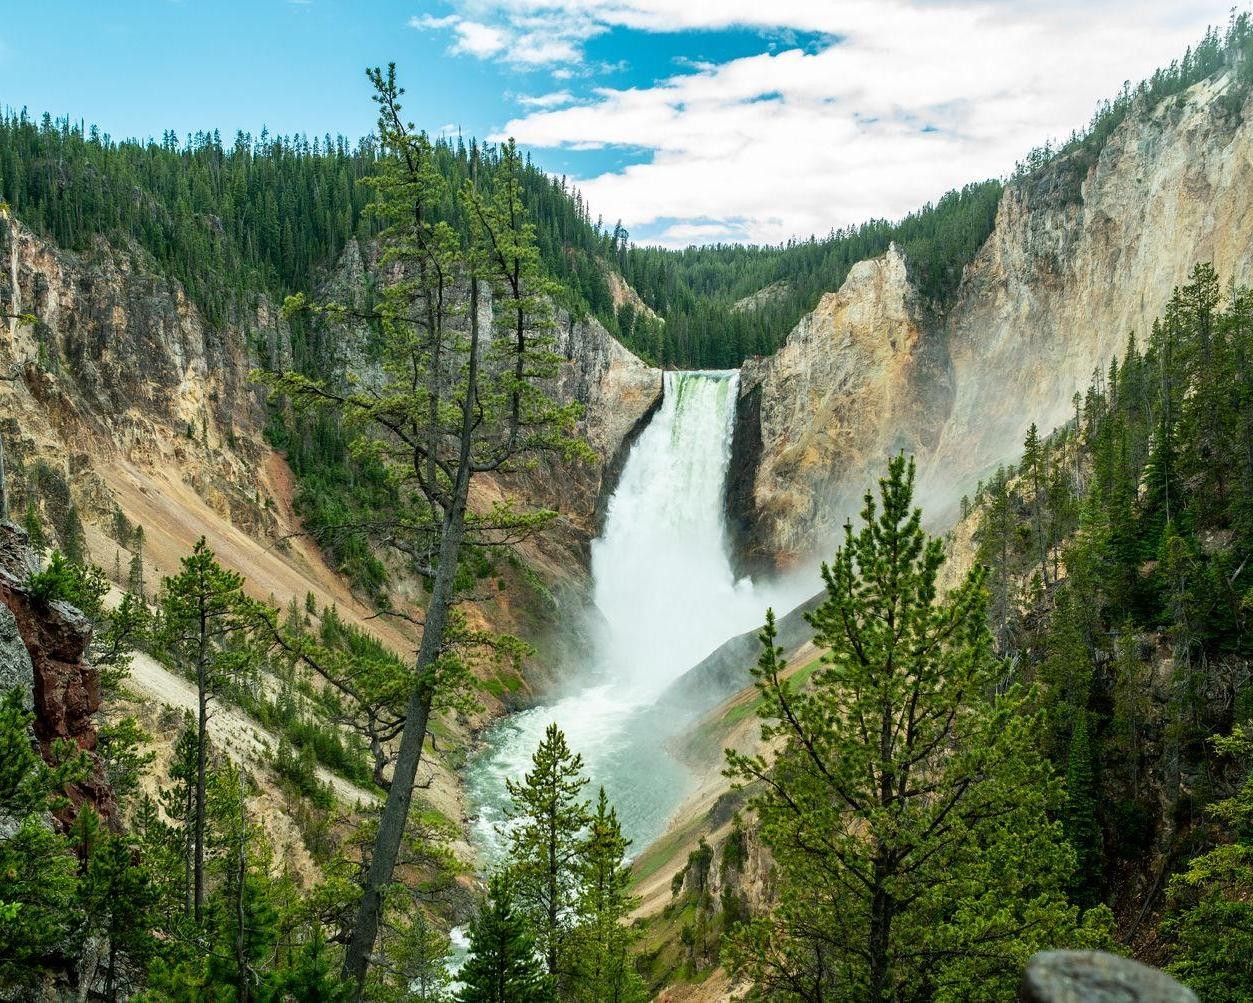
[1038,587,1094,757]
[976,468,1016,653]
[257,66,586,997]
[1023,422,1052,588]
[505,723,591,989]
[457,876,554,1003]
[158,538,263,923]
[79,821,159,1001]
[0,688,89,984]
[1164,725,1253,1001]
[127,524,146,602]
[1063,714,1103,907]
[159,712,200,920]
[282,927,352,1002]
[379,906,452,1002]
[203,763,283,1003]
[21,500,46,554]
[725,457,1105,1002]
[569,789,647,1003]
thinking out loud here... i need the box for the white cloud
[518,90,578,107]
[409,5,604,68]
[409,14,459,29]
[467,0,1240,245]
[452,19,509,57]
[660,221,747,243]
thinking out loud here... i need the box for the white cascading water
[464,370,802,864]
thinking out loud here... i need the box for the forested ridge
[0,107,1001,370]
[0,113,615,332]
[961,263,1253,997]
[0,107,1004,369]
[1,10,1251,371]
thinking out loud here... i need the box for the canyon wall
[0,215,659,689]
[734,71,1253,567]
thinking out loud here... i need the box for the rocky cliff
[0,214,659,685]
[0,522,116,828]
[732,245,945,569]
[733,71,1253,567]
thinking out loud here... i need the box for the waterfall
[464,370,799,865]
[591,370,765,694]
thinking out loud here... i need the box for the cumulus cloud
[659,221,749,243]
[424,0,1238,245]
[453,20,510,57]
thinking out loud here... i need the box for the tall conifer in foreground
[255,64,587,998]
[726,456,1107,1002]
[505,723,591,990]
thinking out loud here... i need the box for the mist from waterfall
[464,370,807,864]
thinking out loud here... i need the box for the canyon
[2,54,1252,1001]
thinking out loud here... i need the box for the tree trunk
[342,275,483,999]
[547,810,559,977]
[235,799,250,1003]
[194,605,208,924]
[867,873,893,1003]
[341,510,463,996]
[104,936,117,1002]
[184,780,194,920]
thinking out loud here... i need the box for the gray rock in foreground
[0,599,34,710]
[1019,950,1197,1003]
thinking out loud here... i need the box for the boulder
[1019,950,1197,1003]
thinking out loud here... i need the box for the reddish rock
[0,522,118,827]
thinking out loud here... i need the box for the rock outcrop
[734,72,1253,566]
[550,310,662,533]
[0,215,286,538]
[0,522,116,827]
[0,212,662,703]
[732,245,944,568]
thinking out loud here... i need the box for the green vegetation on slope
[0,112,617,330]
[966,263,1253,996]
[1013,13,1253,184]
[615,180,1004,368]
[723,460,1107,1002]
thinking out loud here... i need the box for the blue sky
[0,1,1240,245]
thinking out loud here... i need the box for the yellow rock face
[741,73,1253,566]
